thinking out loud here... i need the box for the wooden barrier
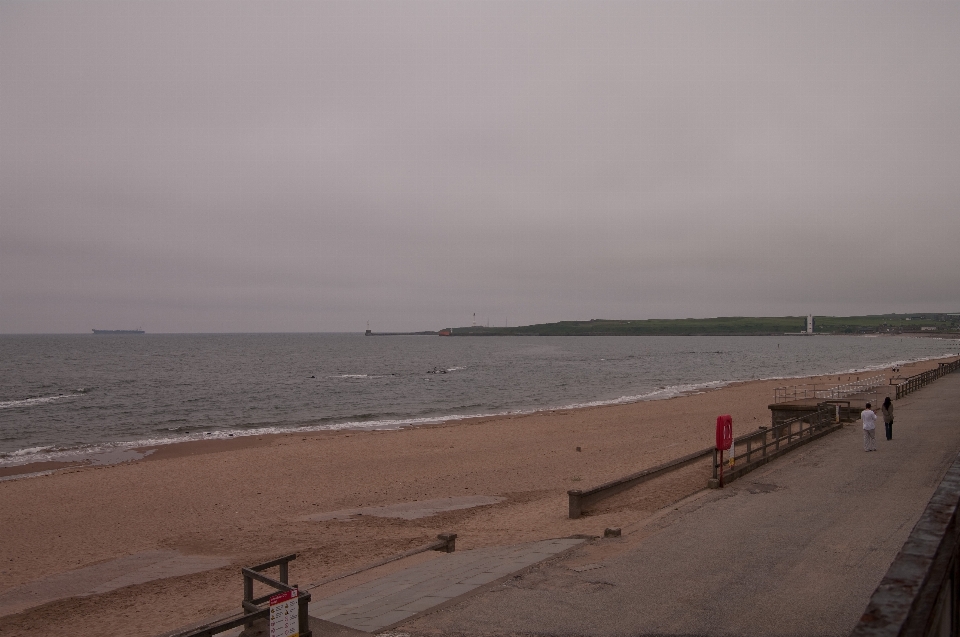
[165,534,457,637]
[179,555,311,637]
[896,359,960,400]
[568,447,713,519]
[709,404,839,488]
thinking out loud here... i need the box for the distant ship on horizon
[92,328,145,334]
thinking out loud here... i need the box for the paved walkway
[308,538,584,633]
[395,372,960,637]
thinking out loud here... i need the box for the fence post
[297,588,311,637]
[437,532,457,552]
[243,572,254,628]
[568,490,583,519]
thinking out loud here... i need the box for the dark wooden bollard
[568,490,583,519]
[436,532,457,553]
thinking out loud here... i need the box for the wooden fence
[568,447,713,519]
[711,404,839,487]
[896,359,960,400]
[180,554,311,637]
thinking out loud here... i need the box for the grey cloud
[2,1,959,332]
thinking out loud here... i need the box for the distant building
[806,315,814,334]
[921,326,937,331]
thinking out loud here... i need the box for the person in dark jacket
[881,396,894,441]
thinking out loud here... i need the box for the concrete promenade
[396,372,960,637]
[309,539,584,633]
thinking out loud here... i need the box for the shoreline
[2,355,958,636]
[2,354,956,482]
[3,340,957,471]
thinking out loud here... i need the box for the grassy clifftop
[446,313,960,336]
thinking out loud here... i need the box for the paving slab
[309,538,583,632]
[0,550,231,617]
[401,372,960,637]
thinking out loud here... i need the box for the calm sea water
[1,333,958,467]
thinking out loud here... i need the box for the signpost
[716,415,733,487]
[269,588,299,637]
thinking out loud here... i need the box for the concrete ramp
[309,538,583,633]
[0,551,231,618]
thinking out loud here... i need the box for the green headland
[439,313,960,336]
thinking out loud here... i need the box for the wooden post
[243,573,254,628]
[568,490,583,519]
[297,588,312,637]
[436,532,457,553]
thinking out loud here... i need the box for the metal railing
[712,404,837,485]
[774,375,885,404]
[180,554,311,637]
[896,359,960,400]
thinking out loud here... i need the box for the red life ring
[716,414,733,451]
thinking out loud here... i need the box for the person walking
[881,396,894,441]
[862,402,877,452]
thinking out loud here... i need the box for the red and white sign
[269,588,299,637]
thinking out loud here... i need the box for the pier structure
[769,373,890,426]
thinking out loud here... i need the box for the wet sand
[0,356,952,637]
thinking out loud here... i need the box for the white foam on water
[0,394,77,410]
[7,445,55,457]
[2,351,955,470]
[553,380,731,410]
[753,353,959,383]
[0,470,56,483]
[0,380,731,468]
[0,444,155,469]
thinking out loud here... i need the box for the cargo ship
[92,328,145,334]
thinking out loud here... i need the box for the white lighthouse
[806,315,814,334]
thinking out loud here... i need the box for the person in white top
[862,403,877,452]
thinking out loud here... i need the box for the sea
[1,333,958,469]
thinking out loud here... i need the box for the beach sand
[0,356,949,637]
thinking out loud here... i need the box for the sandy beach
[0,356,951,637]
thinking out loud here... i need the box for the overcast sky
[2,1,959,333]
